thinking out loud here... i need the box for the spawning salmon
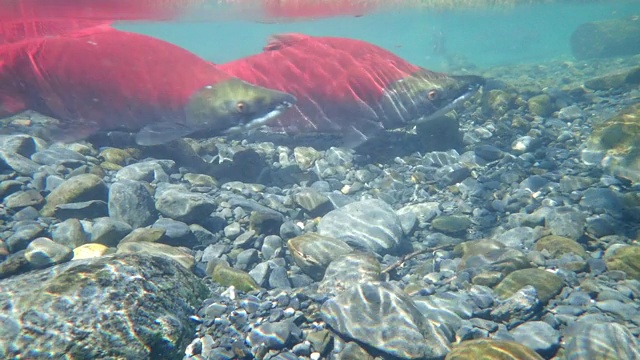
[220,33,484,147]
[0,25,296,145]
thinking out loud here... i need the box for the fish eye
[236,101,246,112]
[427,90,439,100]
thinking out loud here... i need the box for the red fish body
[0,26,295,145]
[220,33,483,146]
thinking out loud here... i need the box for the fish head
[379,69,485,126]
[186,78,296,135]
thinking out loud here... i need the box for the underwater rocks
[0,253,207,359]
[571,17,640,60]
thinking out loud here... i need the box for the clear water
[117,1,640,71]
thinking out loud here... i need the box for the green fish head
[380,69,485,126]
[186,78,296,134]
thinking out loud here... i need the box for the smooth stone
[151,218,197,248]
[494,268,564,304]
[114,160,174,183]
[0,134,36,157]
[72,243,112,260]
[108,179,157,228]
[564,322,640,360]
[86,217,132,247]
[317,199,405,256]
[247,320,302,350]
[318,252,381,294]
[544,206,586,240]
[431,215,472,234]
[321,281,450,359]
[31,147,85,165]
[154,188,216,223]
[54,200,109,220]
[119,228,166,244]
[41,174,107,217]
[0,150,40,176]
[3,190,43,209]
[605,245,640,280]
[293,189,333,216]
[287,233,353,281]
[534,235,587,259]
[206,261,259,292]
[6,223,44,252]
[510,321,560,357]
[0,250,30,279]
[116,242,195,270]
[51,218,88,249]
[445,338,543,359]
[24,237,73,268]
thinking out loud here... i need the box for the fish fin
[0,93,27,117]
[135,121,198,146]
[341,121,384,149]
[263,33,311,51]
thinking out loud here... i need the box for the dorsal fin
[263,33,311,51]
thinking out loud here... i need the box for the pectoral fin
[135,121,198,146]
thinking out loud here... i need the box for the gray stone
[24,237,73,268]
[155,187,216,223]
[108,179,157,228]
[510,321,560,357]
[51,218,87,249]
[318,252,381,294]
[0,150,40,176]
[6,223,44,252]
[321,281,450,359]
[87,217,132,247]
[152,218,197,248]
[564,322,640,360]
[0,134,37,157]
[318,199,405,255]
[31,147,86,166]
[55,200,108,220]
[544,206,586,240]
[247,320,301,350]
[3,190,43,209]
[114,160,175,182]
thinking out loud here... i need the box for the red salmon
[220,33,483,146]
[0,25,296,145]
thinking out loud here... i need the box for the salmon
[220,33,484,147]
[0,25,296,145]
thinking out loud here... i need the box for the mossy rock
[534,235,587,258]
[527,94,553,117]
[431,215,471,234]
[605,245,640,280]
[582,103,640,183]
[41,174,107,217]
[207,261,259,292]
[446,339,543,360]
[494,268,563,303]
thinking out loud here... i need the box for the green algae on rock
[206,260,259,292]
[494,268,564,303]
[604,245,640,280]
[534,235,587,259]
[582,103,640,184]
[445,338,543,360]
[0,254,207,360]
[40,173,108,217]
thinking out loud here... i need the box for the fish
[220,33,484,147]
[0,25,296,145]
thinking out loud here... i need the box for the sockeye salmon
[220,33,484,147]
[0,25,296,145]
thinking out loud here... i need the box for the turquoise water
[117,1,640,71]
